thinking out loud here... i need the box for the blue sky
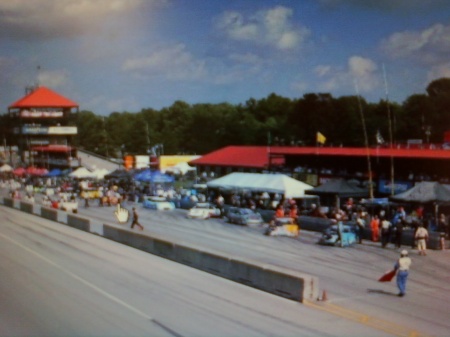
[1,0,450,115]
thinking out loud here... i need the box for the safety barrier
[103,224,319,302]
[40,207,58,222]
[3,197,14,208]
[19,201,34,214]
[67,214,90,232]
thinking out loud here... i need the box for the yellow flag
[316,132,326,144]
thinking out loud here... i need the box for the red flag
[378,269,396,282]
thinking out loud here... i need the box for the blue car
[142,196,175,210]
[319,223,357,247]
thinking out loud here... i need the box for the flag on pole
[316,132,326,145]
[376,130,385,144]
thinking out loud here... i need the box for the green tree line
[2,78,450,158]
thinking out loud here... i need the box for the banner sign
[378,179,413,194]
[19,126,77,135]
[48,126,77,135]
[21,126,48,134]
[20,110,64,118]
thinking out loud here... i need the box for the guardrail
[0,195,320,303]
[103,224,319,302]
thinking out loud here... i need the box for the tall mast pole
[383,64,395,196]
[355,80,373,199]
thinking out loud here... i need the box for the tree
[426,78,450,97]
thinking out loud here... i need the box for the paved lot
[2,188,450,336]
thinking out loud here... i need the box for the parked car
[60,200,78,213]
[143,196,175,210]
[265,217,299,237]
[226,207,263,226]
[318,223,357,247]
[187,202,221,219]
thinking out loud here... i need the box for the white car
[187,202,221,219]
[60,201,78,213]
[143,196,175,210]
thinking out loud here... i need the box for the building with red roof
[9,86,79,110]
[190,145,450,195]
[8,86,80,169]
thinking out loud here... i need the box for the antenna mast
[355,80,374,199]
[382,64,395,196]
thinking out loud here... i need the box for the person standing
[370,214,380,242]
[381,217,392,248]
[415,223,429,255]
[131,207,144,230]
[355,212,366,244]
[394,250,412,297]
[395,216,404,248]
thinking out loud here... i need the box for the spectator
[370,214,380,242]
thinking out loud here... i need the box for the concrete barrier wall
[299,216,333,232]
[40,207,58,222]
[67,214,90,232]
[103,224,319,302]
[20,201,34,214]
[3,197,14,208]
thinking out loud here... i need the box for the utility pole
[355,80,373,199]
[383,64,395,196]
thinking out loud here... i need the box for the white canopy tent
[69,167,97,179]
[207,172,313,198]
[92,168,111,179]
[0,164,13,172]
[162,162,196,175]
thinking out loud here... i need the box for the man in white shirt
[415,224,429,256]
[395,250,412,297]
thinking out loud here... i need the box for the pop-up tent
[0,164,13,172]
[207,172,313,198]
[134,169,174,183]
[390,181,450,204]
[69,167,97,179]
[305,178,369,208]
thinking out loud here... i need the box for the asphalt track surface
[1,194,450,336]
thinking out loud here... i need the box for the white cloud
[381,23,450,64]
[228,52,262,64]
[122,44,207,81]
[216,11,259,41]
[315,56,379,92]
[215,6,310,51]
[37,69,70,88]
[314,65,332,77]
[0,0,163,39]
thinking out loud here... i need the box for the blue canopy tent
[134,169,174,183]
[46,168,62,177]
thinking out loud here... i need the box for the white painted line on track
[0,232,152,320]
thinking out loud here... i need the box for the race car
[187,202,221,219]
[265,217,299,237]
[318,223,357,247]
[143,196,175,210]
[226,207,263,226]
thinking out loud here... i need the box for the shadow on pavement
[367,289,398,296]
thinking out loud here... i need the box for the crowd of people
[2,171,448,251]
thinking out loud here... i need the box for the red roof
[269,146,450,160]
[31,145,73,152]
[190,145,450,169]
[190,146,284,168]
[9,86,78,109]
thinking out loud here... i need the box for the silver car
[226,207,263,226]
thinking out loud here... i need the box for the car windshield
[147,196,166,202]
[276,218,292,225]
